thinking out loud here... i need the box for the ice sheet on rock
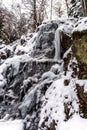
[0,54,32,88]
[5,89,18,99]
[39,18,76,35]
[19,74,56,119]
[0,32,37,63]
[15,33,38,55]
[0,54,32,75]
[41,71,57,80]
[0,72,7,88]
[0,120,24,130]
[19,85,37,118]
[0,32,37,88]
[51,64,61,72]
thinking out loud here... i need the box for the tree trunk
[33,0,37,30]
[81,0,87,16]
[65,0,69,17]
[50,0,53,20]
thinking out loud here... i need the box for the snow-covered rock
[0,18,87,130]
[73,17,87,32]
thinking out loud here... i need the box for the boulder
[72,30,87,79]
[72,18,87,79]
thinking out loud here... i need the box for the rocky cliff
[72,17,87,79]
[0,18,87,130]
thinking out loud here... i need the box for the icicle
[55,28,61,61]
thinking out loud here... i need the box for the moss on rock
[72,30,87,79]
[73,33,87,64]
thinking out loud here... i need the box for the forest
[0,0,86,44]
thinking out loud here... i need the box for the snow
[0,32,37,62]
[38,46,81,129]
[0,54,32,74]
[76,80,87,92]
[0,120,24,130]
[58,21,74,34]
[41,71,57,80]
[59,114,87,130]
[50,63,63,74]
[73,17,87,32]
[0,31,38,88]
[39,63,79,128]
[0,54,33,88]
[63,47,72,58]
[15,33,37,55]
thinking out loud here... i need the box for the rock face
[73,32,87,64]
[0,58,57,115]
[33,21,58,59]
[72,18,87,79]
[33,20,73,60]
[73,34,87,79]
[76,83,87,118]
[61,31,72,58]
[1,18,87,130]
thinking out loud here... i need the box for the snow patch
[0,120,24,130]
[59,114,87,130]
[39,77,79,128]
[73,17,87,32]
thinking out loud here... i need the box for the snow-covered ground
[59,114,87,130]
[39,50,79,129]
[0,120,24,130]
[0,115,87,130]
[38,44,87,130]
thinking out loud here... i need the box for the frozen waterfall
[55,28,61,61]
